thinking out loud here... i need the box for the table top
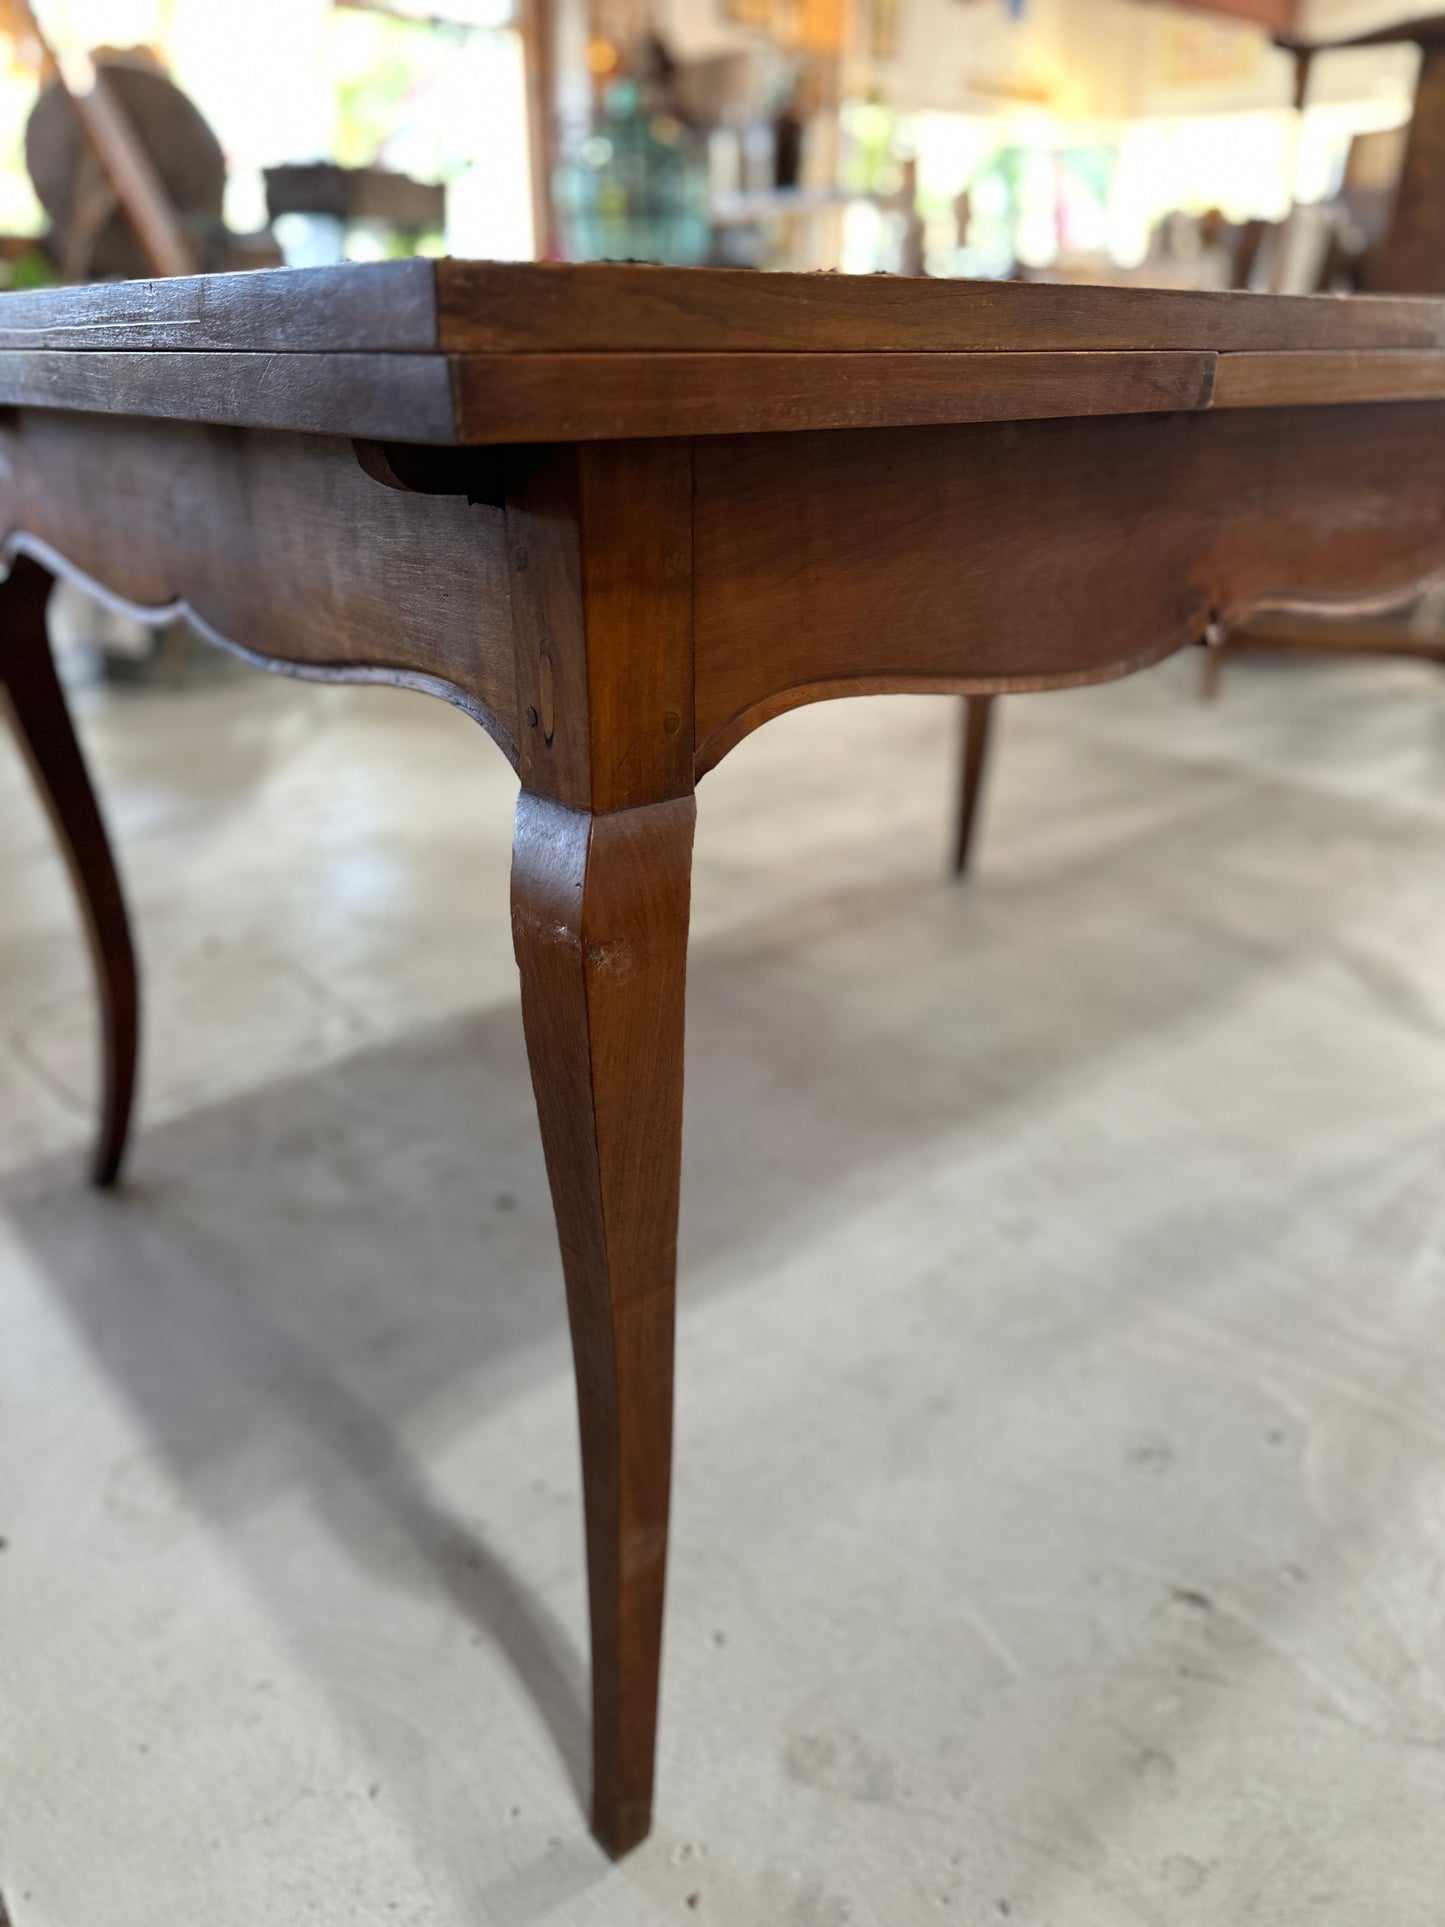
[2,258,1445,444]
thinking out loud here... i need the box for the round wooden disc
[26,53,226,279]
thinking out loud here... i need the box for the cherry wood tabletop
[5,257,1445,1864]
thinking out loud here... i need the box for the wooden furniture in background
[8,261,1445,1855]
[10,6,278,283]
[1282,13,1445,297]
[14,0,199,279]
[955,13,1445,868]
[264,161,446,242]
[1158,14,1445,714]
[1198,605,1445,702]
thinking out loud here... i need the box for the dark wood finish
[953,694,995,878]
[1213,349,1445,407]
[511,791,694,1858]
[17,259,1445,446]
[0,411,516,752]
[0,345,1232,442]
[13,262,1445,1862]
[507,434,695,1852]
[690,404,1445,771]
[9,260,1445,362]
[506,440,693,813]
[0,259,438,353]
[455,349,1217,441]
[0,350,458,442]
[17,342,1445,444]
[435,260,1445,356]
[0,553,137,1183]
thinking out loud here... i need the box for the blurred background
[0,0,1432,295]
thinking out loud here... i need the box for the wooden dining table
[7,257,1445,1858]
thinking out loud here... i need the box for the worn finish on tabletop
[0,347,459,441]
[0,257,440,352]
[1,257,1445,359]
[3,259,1445,443]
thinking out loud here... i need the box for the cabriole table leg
[0,552,138,1185]
[511,788,695,1856]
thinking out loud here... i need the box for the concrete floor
[4,644,1445,1925]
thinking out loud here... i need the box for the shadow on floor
[4,738,1441,1911]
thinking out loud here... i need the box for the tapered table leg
[0,555,138,1185]
[511,789,695,1857]
[1200,637,1228,700]
[953,693,996,877]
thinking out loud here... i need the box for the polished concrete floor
[5,644,1445,1925]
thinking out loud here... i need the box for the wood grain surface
[3,342,1445,440]
[507,440,693,812]
[436,260,1445,355]
[0,552,137,1183]
[456,349,1217,440]
[690,403,1445,769]
[511,790,695,1858]
[0,349,458,441]
[0,345,1224,441]
[0,263,1443,441]
[1213,350,1445,407]
[0,410,517,748]
[0,259,438,352]
[16,260,1445,1865]
[2,257,1445,363]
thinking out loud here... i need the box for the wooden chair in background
[952,11,1445,878]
